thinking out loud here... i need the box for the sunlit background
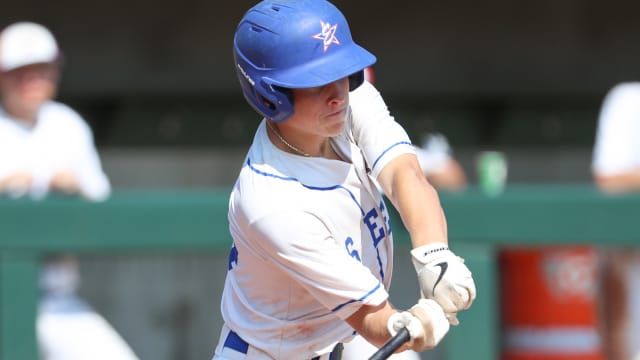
[2,0,640,359]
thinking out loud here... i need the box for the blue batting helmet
[233,0,377,123]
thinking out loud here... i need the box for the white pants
[341,334,421,360]
[212,323,335,360]
[212,323,421,360]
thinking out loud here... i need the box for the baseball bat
[368,327,410,360]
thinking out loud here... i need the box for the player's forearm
[346,301,409,350]
[400,177,448,247]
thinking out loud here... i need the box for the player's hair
[233,0,376,123]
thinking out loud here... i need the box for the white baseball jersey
[217,81,416,359]
[592,82,640,176]
[0,101,110,201]
[592,83,640,360]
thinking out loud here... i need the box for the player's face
[0,63,59,116]
[288,77,350,137]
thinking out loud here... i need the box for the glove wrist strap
[412,243,449,257]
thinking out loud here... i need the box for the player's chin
[324,122,346,137]
[323,113,347,135]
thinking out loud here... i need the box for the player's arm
[0,171,33,196]
[345,299,449,353]
[49,169,81,195]
[377,153,476,323]
[349,81,476,320]
[377,153,446,248]
[67,115,111,201]
[594,169,640,193]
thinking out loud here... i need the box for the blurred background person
[0,21,110,200]
[592,82,640,193]
[415,132,467,192]
[0,21,138,360]
[364,67,467,193]
[592,81,640,360]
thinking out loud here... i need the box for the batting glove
[387,299,450,352]
[411,243,476,325]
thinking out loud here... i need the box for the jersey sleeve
[245,210,389,320]
[58,105,112,201]
[348,81,415,179]
[592,83,640,175]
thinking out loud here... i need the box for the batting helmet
[233,0,376,123]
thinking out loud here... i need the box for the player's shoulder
[41,100,82,116]
[348,80,391,124]
[349,80,380,104]
[40,101,87,124]
[237,160,304,200]
[606,82,640,101]
[231,166,308,228]
[40,101,92,133]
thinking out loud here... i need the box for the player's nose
[325,77,349,106]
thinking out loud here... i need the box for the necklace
[266,121,311,157]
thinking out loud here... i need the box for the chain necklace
[266,121,311,157]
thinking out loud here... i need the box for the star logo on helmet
[312,21,340,53]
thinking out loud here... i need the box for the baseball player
[0,22,110,201]
[592,82,640,360]
[213,1,476,359]
[0,22,138,360]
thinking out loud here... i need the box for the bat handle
[368,327,411,360]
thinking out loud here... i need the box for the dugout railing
[1,185,638,360]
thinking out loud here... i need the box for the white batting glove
[411,243,476,325]
[387,299,450,352]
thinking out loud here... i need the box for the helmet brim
[265,43,376,89]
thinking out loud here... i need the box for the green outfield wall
[0,185,638,360]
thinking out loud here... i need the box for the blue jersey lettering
[228,243,239,270]
[364,207,386,247]
[379,200,392,235]
[344,237,361,261]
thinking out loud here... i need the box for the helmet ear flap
[348,70,365,91]
[272,86,294,111]
[238,76,294,123]
[261,84,295,123]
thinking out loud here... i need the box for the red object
[364,67,375,85]
[500,245,604,360]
